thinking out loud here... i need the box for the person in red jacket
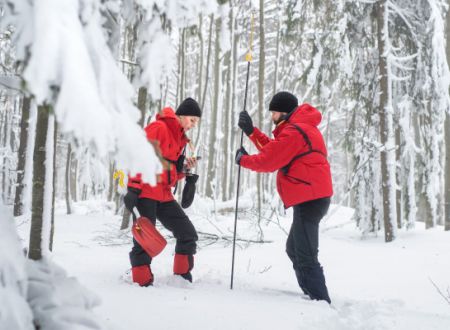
[235,91,333,303]
[124,98,201,286]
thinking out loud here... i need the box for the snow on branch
[1,0,162,183]
[387,0,417,39]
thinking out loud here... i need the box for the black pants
[129,199,198,267]
[286,197,331,303]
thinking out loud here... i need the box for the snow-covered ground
[15,200,450,330]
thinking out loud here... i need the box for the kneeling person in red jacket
[236,92,333,303]
[124,98,201,286]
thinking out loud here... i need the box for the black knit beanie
[176,98,202,117]
[269,92,298,113]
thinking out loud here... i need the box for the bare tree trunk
[195,14,214,149]
[137,87,147,128]
[108,161,115,202]
[197,14,204,103]
[29,105,50,260]
[222,6,234,201]
[256,0,266,224]
[376,1,394,242]
[49,119,57,251]
[70,157,78,202]
[395,124,401,229]
[180,28,186,103]
[14,96,31,216]
[445,113,450,231]
[444,0,450,231]
[65,142,72,214]
[1,103,9,202]
[205,16,221,199]
[228,18,240,200]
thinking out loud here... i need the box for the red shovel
[131,208,167,257]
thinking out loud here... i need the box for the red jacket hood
[272,103,322,136]
[156,107,188,143]
[288,103,322,127]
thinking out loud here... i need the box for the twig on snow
[429,278,450,306]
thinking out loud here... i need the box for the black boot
[302,266,331,304]
[178,272,193,283]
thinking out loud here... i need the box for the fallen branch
[429,278,450,306]
[166,231,273,245]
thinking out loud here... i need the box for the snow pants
[286,197,331,303]
[129,198,198,267]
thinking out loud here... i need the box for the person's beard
[273,115,285,125]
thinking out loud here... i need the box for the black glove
[238,111,254,136]
[235,147,248,165]
[123,187,141,214]
[175,155,185,172]
[181,174,199,209]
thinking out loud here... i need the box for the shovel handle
[132,207,141,220]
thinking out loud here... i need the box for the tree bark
[28,105,50,260]
[205,16,222,199]
[444,0,450,231]
[13,96,31,216]
[137,86,148,128]
[195,14,214,149]
[222,6,234,201]
[376,1,395,242]
[49,119,57,251]
[65,142,72,214]
[228,17,240,200]
[257,0,266,223]
[395,123,401,229]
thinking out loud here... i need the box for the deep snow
[14,199,450,330]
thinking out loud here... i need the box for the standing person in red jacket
[124,98,201,286]
[235,91,333,303]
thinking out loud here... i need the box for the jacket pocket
[284,174,311,186]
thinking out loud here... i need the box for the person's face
[271,111,284,125]
[179,115,200,132]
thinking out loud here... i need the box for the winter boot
[131,264,154,287]
[302,266,331,304]
[173,253,194,282]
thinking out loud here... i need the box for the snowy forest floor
[15,199,450,330]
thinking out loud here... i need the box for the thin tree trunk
[120,208,131,230]
[29,105,50,260]
[49,119,57,251]
[65,142,72,214]
[444,1,450,231]
[197,14,204,103]
[445,113,450,231]
[228,18,240,200]
[1,103,9,202]
[137,87,147,128]
[257,0,266,224]
[14,96,31,216]
[195,14,214,149]
[180,28,186,103]
[376,1,394,242]
[395,124,401,229]
[205,16,221,199]
[107,161,115,202]
[222,6,234,201]
[70,156,78,202]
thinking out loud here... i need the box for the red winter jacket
[128,107,188,202]
[240,104,333,208]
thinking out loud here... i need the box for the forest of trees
[1,0,449,263]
